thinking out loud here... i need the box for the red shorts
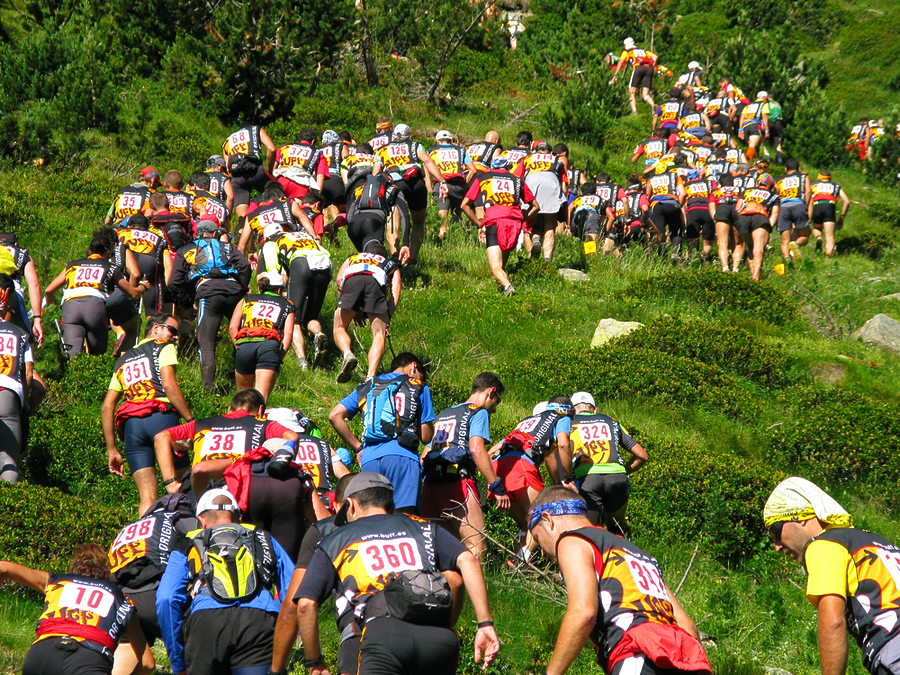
[421,478,479,518]
[277,176,309,200]
[489,456,545,502]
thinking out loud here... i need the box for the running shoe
[337,352,358,383]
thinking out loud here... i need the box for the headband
[528,499,587,531]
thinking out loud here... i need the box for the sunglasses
[768,520,786,542]
[161,324,180,340]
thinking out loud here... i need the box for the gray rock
[558,268,590,282]
[878,293,900,301]
[590,319,644,348]
[764,668,794,675]
[852,314,900,353]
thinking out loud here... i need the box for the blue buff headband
[528,499,588,531]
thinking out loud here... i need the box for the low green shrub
[770,387,900,487]
[616,317,790,386]
[0,483,124,569]
[836,230,895,259]
[500,344,763,421]
[24,409,107,490]
[617,267,800,325]
[629,436,784,563]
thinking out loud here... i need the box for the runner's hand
[310,665,331,675]
[399,246,411,264]
[478,228,487,244]
[32,318,44,348]
[165,481,182,494]
[474,625,501,671]
[248,253,258,271]
[495,493,512,511]
[108,449,124,477]
[439,182,449,200]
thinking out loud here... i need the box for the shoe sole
[336,355,358,383]
[789,242,802,261]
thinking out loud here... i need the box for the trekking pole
[54,319,71,361]
[385,327,397,360]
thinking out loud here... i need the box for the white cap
[261,222,284,240]
[435,129,453,142]
[623,37,635,49]
[572,391,596,407]
[756,91,768,99]
[688,60,701,70]
[532,401,548,416]
[258,272,284,287]
[393,123,412,140]
[196,488,239,516]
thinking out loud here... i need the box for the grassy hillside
[2,0,900,673]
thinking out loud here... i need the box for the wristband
[488,478,506,495]
[477,621,494,628]
[302,656,325,668]
[163,478,177,486]
[184,417,194,423]
[267,670,288,675]
[563,474,576,484]
[32,314,41,318]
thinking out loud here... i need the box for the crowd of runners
[0,38,886,675]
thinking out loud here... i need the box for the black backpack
[152,213,194,251]
[364,569,453,627]
[358,174,388,210]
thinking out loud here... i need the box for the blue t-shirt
[339,372,436,462]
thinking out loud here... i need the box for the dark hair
[264,180,284,193]
[67,544,111,580]
[785,158,800,171]
[357,142,374,154]
[626,174,642,187]
[673,153,687,167]
[145,312,175,337]
[334,472,358,504]
[581,181,597,195]
[128,213,149,230]
[594,171,610,183]
[352,486,394,512]
[714,147,727,159]
[365,242,389,257]
[190,171,210,190]
[261,188,283,202]
[257,275,281,294]
[391,351,425,376]
[516,130,533,147]
[149,192,169,210]
[0,233,17,244]
[472,372,504,395]
[302,191,322,206]
[530,486,587,512]
[297,128,317,144]
[87,238,112,257]
[552,143,568,155]
[338,131,353,142]
[718,173,734,186]
[668,87,681,99]
[549,394,573,407]
[230,388,265,411]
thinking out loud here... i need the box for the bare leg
[409,209,427,263]
[450,490,487,561]
[291,324,306,359]
[132,467,158,517]
[541,214,556,260]
[235,371,255,391]
[641,86,655,109]
[780,228,792,258]
[716,222,731,269]
[795,227,810,247]
[732,226,746,271]
[366,314,388,377]
[333,308,355,355]
[750,227,769,282]
[486,246,512,288]
[824,221,837,256]
[254,368,278,402]
[627,86,638,113]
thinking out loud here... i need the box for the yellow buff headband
[817,173,831,181]
[763,476,853,529]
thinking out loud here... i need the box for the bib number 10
[59,583,115,617]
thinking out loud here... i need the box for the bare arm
[272,569,306,670]
[43,268,67,305]
[626,442,648,473]
[124,615,154,675]
[815,594,849,675]
[390,269,401,312]
[154,430,179,488]
[0,560,49,593]
[228,300,244,344]
[101,389,125,477]
[297,597,330,675]
[470,435,509,509]
[455,551,501,671]
[669,589,699,638]
[260,128,277,174]
[329,403,361,452]
[23,260,43,347]
[282,312,295,356]
[160,365,191,421]
[460,197,480,228]
[545,537,598,675]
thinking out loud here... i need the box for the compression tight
[0,389,21,483]
[196,292,242,391]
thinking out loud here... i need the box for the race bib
[293,441,321,464]
[59,583,115,617]
[360,537,424,577]
[121,357,152,388]
[0,334,18,357]
[112,517,154,549]
[251,302,281,322]
[625,553,669,600]
[577,421,611,442]
[432,418,457,446]
[198,430,247,458]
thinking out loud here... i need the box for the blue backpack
[362,376,422,449]
[190,238,238,281]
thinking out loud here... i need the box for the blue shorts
[361,453,422,511]
[123,411,182,471]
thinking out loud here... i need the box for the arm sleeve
[156,549,192,674]
[167,421,196,442]
[23,344,33,365]
[158,343,178,369]
[469,408,490,442]
[295,524,321,569]
[109,373,123,392]
[264,421,293,440]
[434,525,468,571]
[340,389,361,418]
[554,416,573,436]
[805,539,854,603]
[620,432,638,452]
[464,181,480,201]
[294,548,337,605]
[522,182,536,204]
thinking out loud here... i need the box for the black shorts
[120,589,161,644]
[392,176,428,212]
[708,112,731,132]
[685,209,714,240]
[105,288,139,324]
[777,202,810,232]
[770,119,785,141]
[23,638,112,675]
[339,636,362,675]
[630,65,654,89]
[484,223,500,248]
[358,617,459,675]
[578,473,629,514]
[184,606,276,675]
[572,209,601,237]
[234,340,282,374]
[433,181,467,212]
[337,274,391,316]
[737,213,771,234]
[812,202,836,224]
[714,203,738,226]
[650,201,683,238]
[741,121,762,138]
[231,164,269,208]
[322,175,346,208]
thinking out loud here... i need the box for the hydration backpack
[362,376,420,450]
[190,238,238,281]
[191,524,276,602]
[364,569,453,627]
[152,213,194,251]
[358,174,388,210]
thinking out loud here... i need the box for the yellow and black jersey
[427,144,469,181]
[192,413,271,464]
[223,125,262,158]
[235,293,294,343]
[204,169,231,202]
[110,185,153,223]
[466,141,500,171]
[810,180,842,203]
[618,48,656,67]
[273,143,320,173]
[61,254,118,302]
[571,194,605,213]
[562,527,677,661]
[683,178,712,209]
[775,172,808,203]
[571,413,626,475]
[291,433,334,489]
[245,199,296,243]
[34,574,134,659]
[191,190,231,227]
[376,140,423,172]
[471,170,526,208]
[117,227,167,258]
[109,510,185,590]
[739,187,780,217]
[647,172,681,203]
[111,338,174,403]
[0,321,30,399]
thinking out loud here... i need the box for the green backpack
[190,524,276,602]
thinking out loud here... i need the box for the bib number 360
[360,537,423,577]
